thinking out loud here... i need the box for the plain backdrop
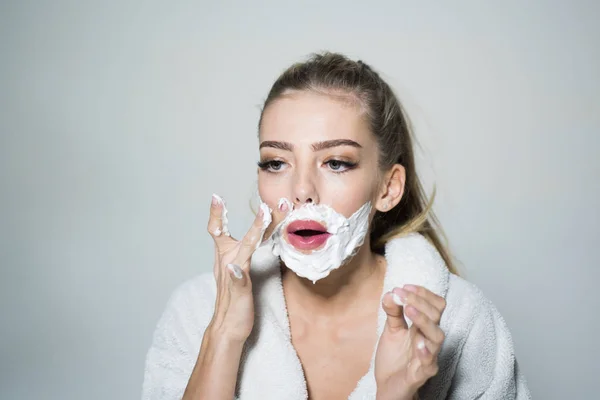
[1,1,598,399]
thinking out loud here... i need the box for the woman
[142,53,531,400]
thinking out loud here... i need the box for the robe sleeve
[447,297,531,399]
[141,275,221,400]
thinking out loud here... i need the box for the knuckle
[241,236,254,250]
[410,291,421,304]
[414,311,427,325]
[434,330,445,345]
[207,226,217,237]
[439,297,447,310]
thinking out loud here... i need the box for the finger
[411,333,439,382]
[415,332,434,363]
[263,197,292,240]
[256,202,273,246]
[382,291,409,331]
[235,205,272,266]
[403,284,447,314]
[213,245,219,278]
[208,194,231,240]
[404,304,445,351]
[393,287,442,324]
[416,338,440,379]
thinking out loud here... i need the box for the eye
[257,160,287,173]
[328,160,343,170]
[324,159,357,173]
[269,161,284,171]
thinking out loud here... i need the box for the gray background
[1,1,598,399]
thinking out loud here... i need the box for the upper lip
[286,220,328,234]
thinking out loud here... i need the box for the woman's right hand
[183,196,282,400]
[205,194,276,344]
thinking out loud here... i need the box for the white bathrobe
[142,233,531,399]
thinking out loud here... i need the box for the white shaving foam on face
[267,201,372,283]
[212,194,230,236]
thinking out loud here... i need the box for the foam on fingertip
[226,263,243,280]
[277,197,293,213]
[256,202,273,249]
[212,193,230,236]
[259,202,272,229]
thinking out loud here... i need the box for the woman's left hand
[374,285,447,400]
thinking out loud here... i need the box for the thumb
[382,291,409,331]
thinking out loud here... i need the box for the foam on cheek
[269,201,372,283]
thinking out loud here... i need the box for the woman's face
[258,90,385,228]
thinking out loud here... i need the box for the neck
[281,238,386,320]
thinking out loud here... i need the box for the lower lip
[286,232,331,251]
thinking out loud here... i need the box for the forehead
[260,90,374,146]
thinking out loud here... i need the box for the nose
[292,168,319,206]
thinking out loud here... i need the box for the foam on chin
[265,201,372,283]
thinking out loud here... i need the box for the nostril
[295,197,313,204]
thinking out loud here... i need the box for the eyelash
[257,159,358,174]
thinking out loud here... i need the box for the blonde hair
[259,52,458,275]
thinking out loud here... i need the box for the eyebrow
[259,139,362,151]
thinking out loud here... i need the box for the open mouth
[285,220,331,251]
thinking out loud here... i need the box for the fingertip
[226,263,244,280]
[381,291,394,307]
[258,202,272,229]
[417,339,434,363]
[382,291,404,314]
[212,193,224,207]
[392,293,404,306]
[277,197,292,214]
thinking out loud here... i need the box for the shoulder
[437,274,531,398]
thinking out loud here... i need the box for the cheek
[320,174,377,218]
[258,175,289,220]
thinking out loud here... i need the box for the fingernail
[278,200,288,212]
[212,194,222,206]
[392,293,404,306]
[397,288,409,302]
[214,227,222,237]
[278,198,291,213]
[417,340,426,350]
[227,263,243,280]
